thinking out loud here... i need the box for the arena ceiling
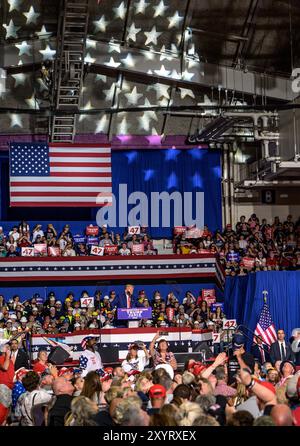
[0,0,300,137]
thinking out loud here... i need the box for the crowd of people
[173,214,300,275]
[0,285,225,334]
[0,221,157,257]
[0,329,300,427]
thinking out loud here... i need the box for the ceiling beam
[2,37,297,102]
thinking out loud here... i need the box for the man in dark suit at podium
[114,284,136,328]
[251,335,271,365]
[115,284,136,309]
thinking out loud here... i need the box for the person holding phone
[149,331,177,371]
[121,343,150,374]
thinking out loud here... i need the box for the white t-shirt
[79,349,103,377]
[32,230,44,243]
[121,350,149,373]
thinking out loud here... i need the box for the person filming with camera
[149,331,177,371]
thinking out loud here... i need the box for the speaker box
[47,346,70,365]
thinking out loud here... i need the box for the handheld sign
[128,226,140,235]
[80,297,94,308]
[132,244,144,255]
[104,245,118,255]
[86,225,99,236]
[212,333,221,344]
[90,246,104,256]
[48,247,61,257]
[222,319,237,330]
[34,244,47,255]
[21,247,34,257]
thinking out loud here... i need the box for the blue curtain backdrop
[0,148,222,238]
[0,282,222,304]
[224,271,300,349]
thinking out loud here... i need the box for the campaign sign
[48,247,61,257]
[212,333,221,344]
[86,237,99,246]
[128,226,140,235]
[185,227,203,239]
[104,245,118,255]
[34,244,47,255]
[222,319,237,330]
[117,307,152,320]
[132,244,144,255]
[242,257,255,269]
[211,303,224,313]
[73,235,86,244]
[80,297,95,308]
[173,226,186,236]
[86,225,99,236]
[21,247,34,257]
[90,246,104,256]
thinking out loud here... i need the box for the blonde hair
[104,386,125,404]
[175,402,203,426]
[65,396,98,426]
[114,396,142,425]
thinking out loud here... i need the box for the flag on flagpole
[254,302,277,346]
[9,143,112,207]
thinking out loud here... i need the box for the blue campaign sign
[211,303,224,313]
[117,307,153,320]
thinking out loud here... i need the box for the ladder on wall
[51,0,89,143]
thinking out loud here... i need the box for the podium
[117,307,152,328]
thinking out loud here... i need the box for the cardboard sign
[211,303,224,313]
[34,244,47,255]
[73,235,86,244]
[48,247,61,257]
[242,257,255,269]
[202,289,216,298]
[173,226,186,236]
[128,226,140,235]
[86,237,99,246]
[117,307,152,320]
[198,249,211,254]
[104,245,118,255]
[80,297,95,308]
[21,247,34,257]
[222,319,237,330]
[212,333,221,344]
[185,227,203,239]
[90,246,104,256]
[132,244,144,255]
[86,225,99,236]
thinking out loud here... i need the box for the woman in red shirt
[0,345,15,425]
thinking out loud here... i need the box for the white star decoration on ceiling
[3,20,20,39]
[35,25,52,39]
[105,57,121,68]
[11,73,27,87]
[23,6,40,25]
[86,38,97,50]
[9,113,23,128]
[118,115,130,134]
[95,115,109,134]
[127,23,141,42]
[179,88,195,99]
[39,45,56,61]
[135,0,149,14]
[15,41,31,56]
[108,41,121,53]
[154,65,171,77]
[113,1,126,20]
[103,83,117,101]
[84,53,96,64]
[7,0,23,12]
[153,0,168,18]
[94,16,108,33]
[121,53,135,67]
[124,86,143,105]
[144,26,162,46]
[168,11,183,29]
[79,101,93,122]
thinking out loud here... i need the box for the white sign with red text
[90,246,104,256]
[21,247,34,257]
[222,319,237,330]
[80,297,95,308]
[128,226,140,235]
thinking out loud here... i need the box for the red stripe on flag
[11,192,110,197]
[11,182,112,187]
[50,162,111,168]
[50,172,112,177]
[49,143,111,148]
[49,152,110,158]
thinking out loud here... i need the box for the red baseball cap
[58,367,74,377]
[149,384,166,399]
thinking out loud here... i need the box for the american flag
[254,302,277,346]
[9,143,112,207]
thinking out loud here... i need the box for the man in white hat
[79,335,103,378]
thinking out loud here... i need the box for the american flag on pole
[9,143,112,207]
[254,302,277,346]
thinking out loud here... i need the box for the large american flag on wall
[9,143,112,207]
